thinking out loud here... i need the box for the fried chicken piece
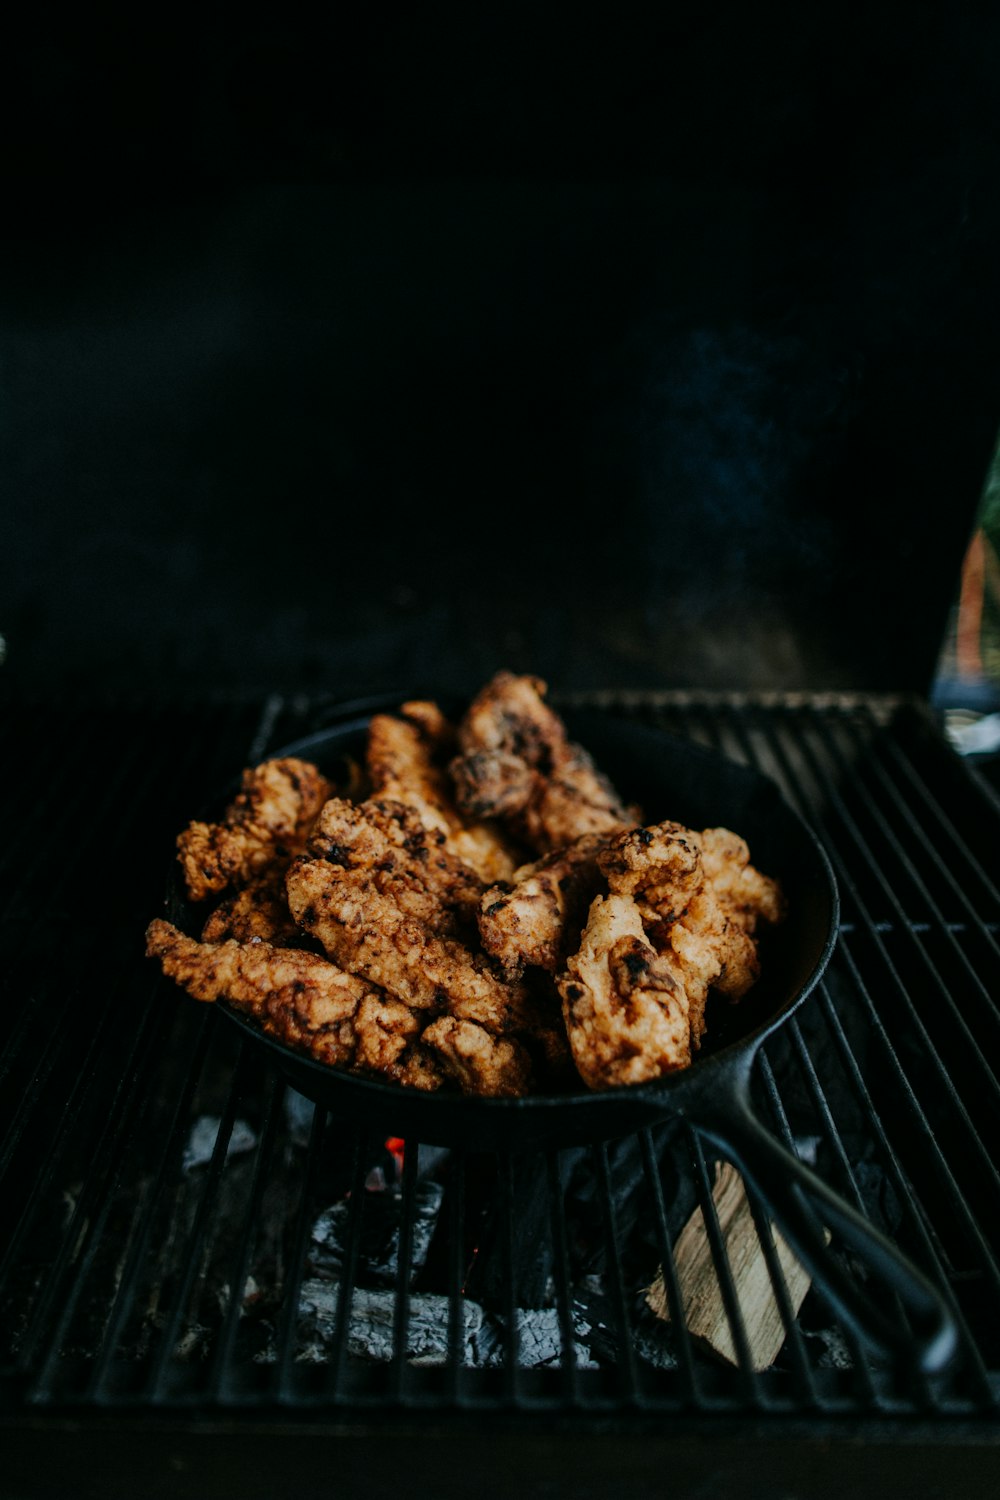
[700,826,786,931]
[598,821,704,923]
[146,919,445,1089]
[177,757,333,903]
[366,702,520,882]
[200,864,303,945]
[477,832,613,977]
[421,1016,532,1097]
[450,671,636,852]
[650,888,761,1049]
[309,796,484,931]
[599,820,776,1049]
[557,893,692,1088]
[286,856,530,1032]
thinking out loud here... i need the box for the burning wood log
[645,1160,818,1371]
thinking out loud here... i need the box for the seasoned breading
[367,702,520,883]
[477,832,613,977]
[598,821,704,923]
[200,863,303,946]
[450,671,635,852]
[286,856,530,1032]
[598,820,777,1051]
[700,826,786,931]
[421,1016,532,1097]
[650,888,761,1049]
[177,757,333,903]
[309,796,484,933]
[146,918,445,1089]
[557,894,692,1088]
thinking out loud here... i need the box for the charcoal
[298,1279,483,1365]
[181,1115,258,1174]
[309,1180,445,1288]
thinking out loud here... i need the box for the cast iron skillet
[164,705,957,1373]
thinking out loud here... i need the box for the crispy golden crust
[200,864,303,946]
[309,796,484,933]
[450,671,635,852]
[177,757,333,903]
[700,826,786,931]
[649,888,760,1049]
[477,832,613,977]
[286,856,530,1032]
[557,894,692,1088]
[598,821,703,923]
[421,1016,532,1097]
[568,820,783,1071]
[146,918,444,1089]
[366,704,521,883]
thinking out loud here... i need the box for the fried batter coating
[177,757,333,903]
[146,917,446,1091]
[598,819,778,1051]
[309,796,484,933]
[421,1016,532,1097]
[450,671,635,852]
[557,894,692,1088]
[286,856,530,1032]
[366,702,520,883]
[200,864,303,946]
[477,832,613,977]
[650,888,761,1049]
[700,826,786,931]
[598,821,704,923]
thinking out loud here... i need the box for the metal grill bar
[593,1141,638,1402]
[687,1127,761,1409]
[390,1138,420,1401]
[274,1103,330,1401]
[751,1051,876,1405]
[326,1133,369,1399]
[84,1008,217,1401]
[749,711,1000,1203]
[814,984,995,1408]
[209,1071,284,1402]
[639,1128,698,1408]
[445,1150,467,1401]
[546,1148,580,1401]
[146,1039,251,1400]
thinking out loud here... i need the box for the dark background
[4,5,1000,700]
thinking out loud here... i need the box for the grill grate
[3,692,1000,1428]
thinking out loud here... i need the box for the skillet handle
[689,1085,958,1374]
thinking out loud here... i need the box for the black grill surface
[3,692,1000,1495]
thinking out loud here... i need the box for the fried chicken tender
[309,796,484,933]
[598,821,704,923]
[177,757,333,903]
[477,832,613,977]
[286,856,530,1033]
[700,826,786,931]
[557,893,692,1088]
[366,702,520,882]
[200,864,303,946]
[651,888,761,1049]
[450,671,635,852]
[421,1016,532,1097]
[598,819,781,1053]
[145,918,443,1089]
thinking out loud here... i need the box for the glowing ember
[385,1137,406,1176]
